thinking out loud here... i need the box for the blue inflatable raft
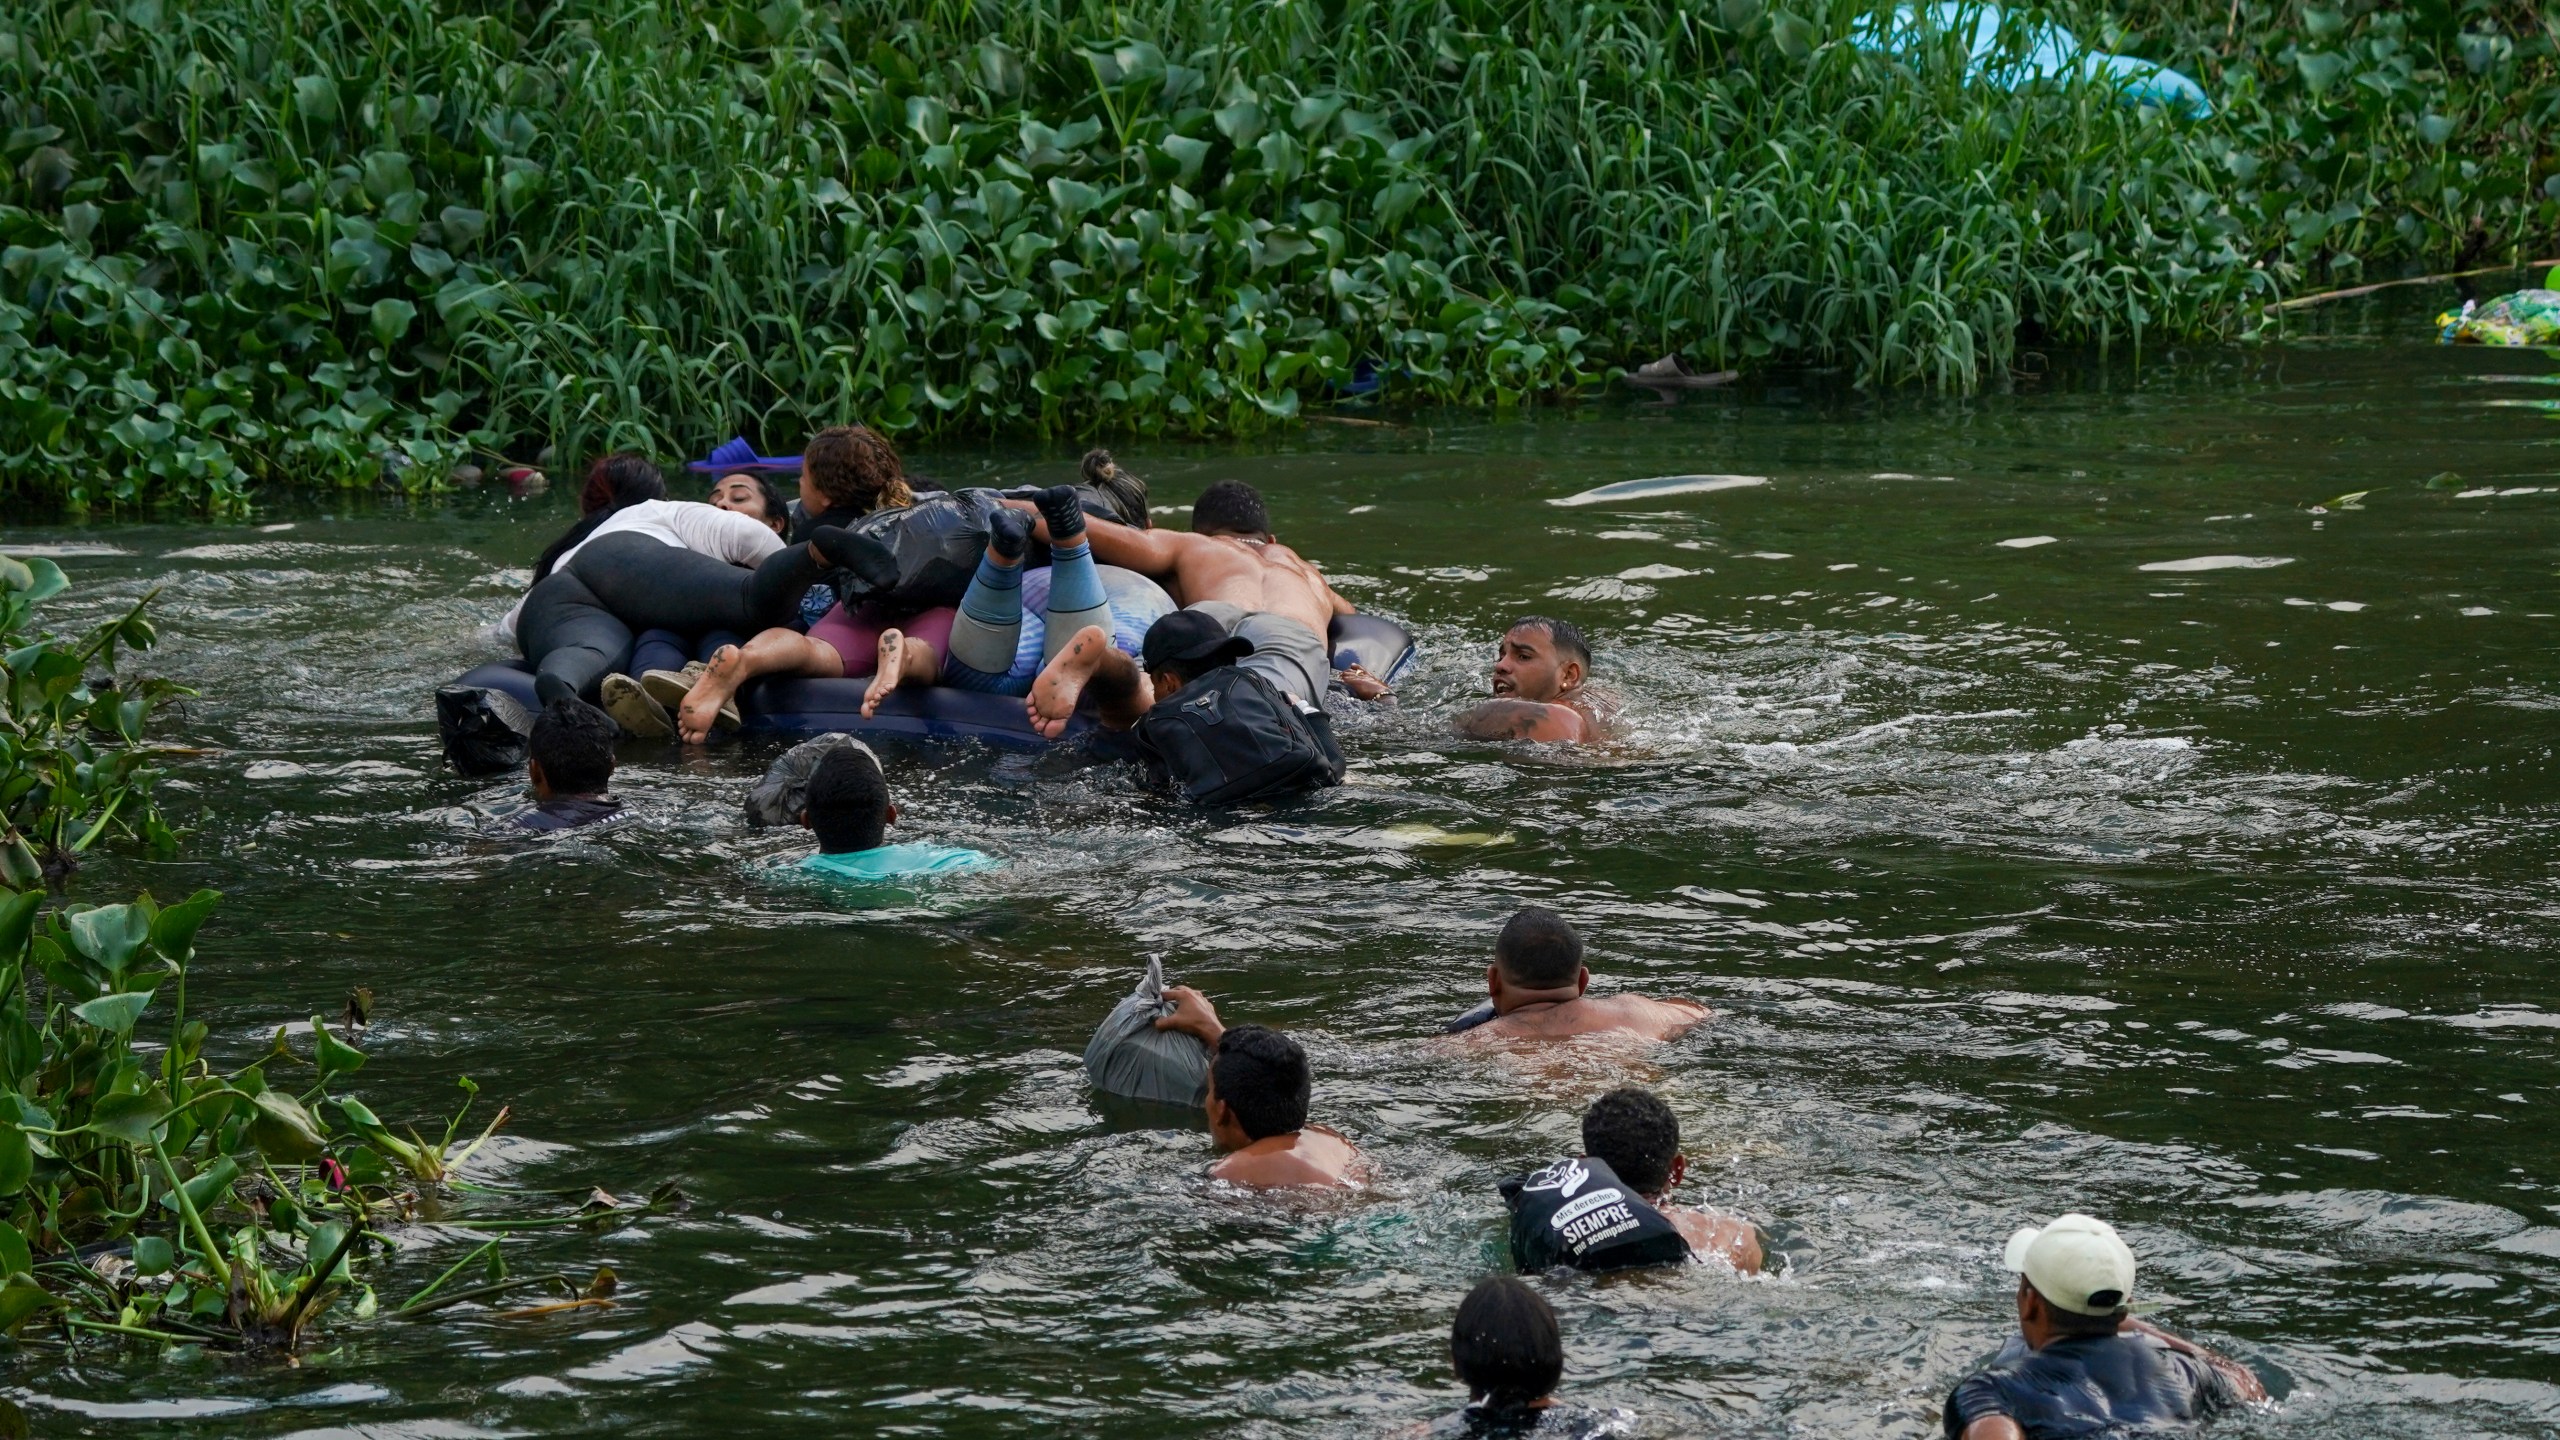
[442,612,1417,754]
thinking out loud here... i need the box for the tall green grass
[1,0,2553,509]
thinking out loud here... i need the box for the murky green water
[11,292,2560,1437]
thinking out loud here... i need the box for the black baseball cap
[1141,610,1254,671]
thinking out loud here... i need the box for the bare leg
[679,628,843,743]
[1027,624,1118,739]
[861,627,944,718]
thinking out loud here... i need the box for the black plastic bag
[436,685,534,777]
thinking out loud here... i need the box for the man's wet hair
[1494,906,1583,989]
[529,697,616,796]
[1088,651,1151,729]
[1451,1276,1564,1411]
[803,746,890,854]
[1191,479,1272,539]
[1581,1087,1680,1196]
[1508,615,1592,674]
[1210,1024,1311,1141]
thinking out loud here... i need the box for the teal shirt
[796,843,998,881]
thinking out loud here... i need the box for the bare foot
[862,628,911,718]
[1026,625,1113,739]
[678,645,749,743]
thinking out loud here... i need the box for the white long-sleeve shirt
[496,500,786,641]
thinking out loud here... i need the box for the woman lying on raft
[510,450,895,706]
[670,436,1163,741]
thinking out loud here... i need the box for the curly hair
[803,425,913,513]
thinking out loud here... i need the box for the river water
[10,292,2560,1437]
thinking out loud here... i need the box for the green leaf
[1769,10,1814,61]
[1213,101,1265,147]
[1158,135,1211,185]
[369,298,416,348]
[306,1220,354,1282]
[160,1154,237,1216]
[0,1126,26,1195]
[0,1274,56,1331]
[147,889,218,964]
[86,1089,170,1144]
[0,1221,27,1278]
[19,559,65,604]
[0,890,38,962]
[66,904,150,974]
[2295,51,2346,95]
[291,75,340,126]
[248,1090,327,1161]
[71,989,154,1035]
[310,1015,365,1083]
[1046,176,1102,220]
[331,1095,384,1131]
[131,1235,173,1277]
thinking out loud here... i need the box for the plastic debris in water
[1549,475,1768,507]
[2136,555,2295,572]
[2439,290,2560,346]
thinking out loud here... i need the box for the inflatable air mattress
[442,611,1416,754]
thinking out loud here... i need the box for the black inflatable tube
[450,612,1417,752]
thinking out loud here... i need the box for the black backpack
[1133,666,1346,806]
[1499,1155,1692,1274]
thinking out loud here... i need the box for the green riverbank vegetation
[0,564,647,1354]
[2,0,2555,509]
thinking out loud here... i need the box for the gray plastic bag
[746,735,879,828]
[1083,958,1210,1107]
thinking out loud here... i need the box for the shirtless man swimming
[1019,479,1383,735]
[1453,617,1609,743]
[1454,907,1708,1043]
[1155,986,1367,1189]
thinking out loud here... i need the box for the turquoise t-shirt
[796,843,998,880]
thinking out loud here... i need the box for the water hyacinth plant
[0,569,637,1350]
[0,885,637,1350]
[0,553,183,882]
[0,0,2554,507]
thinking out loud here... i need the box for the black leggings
[517,532,822,703]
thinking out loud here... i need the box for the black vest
[1499,1156,1691,1273]
[1133,666,1345,806]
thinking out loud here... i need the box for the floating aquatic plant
[0,569,643,1352]
[0,0,2553,508]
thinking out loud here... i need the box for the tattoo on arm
[1454,700,1577,741]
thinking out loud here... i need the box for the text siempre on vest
[1550,1187,1643,1253]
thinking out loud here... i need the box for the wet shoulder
[1965,1333,2226,1430]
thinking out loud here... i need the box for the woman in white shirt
[512,454,891,705]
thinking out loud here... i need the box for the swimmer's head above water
[1204,1024,1311,1152]
[527,696,616,801]
[1489,905,1590,1006]
[1450,1276,1564,1414]
[1491,615,1591,702]
[800,744,898,855]
[1581,1087,1686,1201]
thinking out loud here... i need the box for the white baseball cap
[2003,1213,2136,1316]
